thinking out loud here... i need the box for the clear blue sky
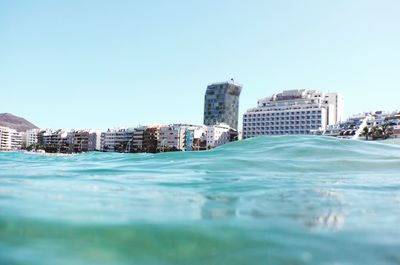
[1,0,399,130]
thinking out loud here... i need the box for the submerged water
[1,136,400,265]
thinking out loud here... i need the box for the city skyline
[1,1,399,130]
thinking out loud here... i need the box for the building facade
[37,129,70,153]
[242,89,344,139]
[127,126,146,152]
[143,125,161,153]
[21,129,39,149]
[204,80,242,130]
[0,126,23,151]
[206,123,232,148]
[100,128,135,152]
[69,130,101,152]
[158,124,193,151]
[185,126,207,151]
[0,126,10,150]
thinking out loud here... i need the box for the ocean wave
[1,136,400,264]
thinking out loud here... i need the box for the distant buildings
[33,129,101,153]
[94,123,237,153]
[204,80,242,130]
[242,89,344,139]
[11,79,400,152]
[322,111,400,140]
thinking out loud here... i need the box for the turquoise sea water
[1,136,400,265]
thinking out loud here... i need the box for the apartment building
[127,126,147,152]
[158,124,203,151]
[0,126,23,151]
[69,129,101,152]
[0,126,10,150]
[158,124,188,151]
[37,129,70,153]
[142,125,161,153]
[185,126,207,151]
[206,123,232,148]
[21,129,39,149]
[100,128,135,152]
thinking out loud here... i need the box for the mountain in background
[0,113,38,132]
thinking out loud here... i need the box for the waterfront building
[158,124,194,151]
[100,128,135,152]
[204,80,242,130]
[21,129,39,149]
[206,123,234,149]
[37,129,70,152]
[0,126,23,151]
[336,114,370,139]
[313,110,400,140]
[69,129,101,152]
[385,113,400,138]
[0,126,12,150]
[143,125,161,153]
[0,126,10,150]
[157,124,188,152]
[70,130,88,152]
[10,130,22,150]
[242,89,344,139]
[100,129,116,152]
[88,130,101,151]
[127,126,147,153]
[185,126,207,151]
[114,128,133,152]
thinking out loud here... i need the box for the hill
[0,113,38,132]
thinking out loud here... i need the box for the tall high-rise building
[203,80,242,130]
[242,89,344,139]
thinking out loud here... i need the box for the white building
[158,124,191,151]
[129,126,147,152]
[88,130,101,151]
[242,89,344,139]
[100,128,135,152]
[206,123,231,148]
[0,126,22,151]
[0,126,12,150]
[21,129,39,149]
[100,129,116,152]
[158,124,204,151]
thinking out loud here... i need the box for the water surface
[1,136,400,264]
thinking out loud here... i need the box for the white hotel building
[242,89,344,139]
